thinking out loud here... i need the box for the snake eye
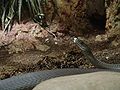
[73,38,78,43]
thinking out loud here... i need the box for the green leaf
[18,0,23,22]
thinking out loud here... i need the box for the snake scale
[73,37,120,70]
[0,37,119,90]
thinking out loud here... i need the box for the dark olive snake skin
[73,37,120,70]
[0,37,119,90]
[0,69,109,90]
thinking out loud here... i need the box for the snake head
[73,37,91,52]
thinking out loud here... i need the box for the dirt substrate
[0,35,120,80]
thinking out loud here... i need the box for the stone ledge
[33,71,120,90]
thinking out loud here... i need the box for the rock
[30,28,48,38]
[8,39,35,54]
[47,52,61,57]
[95,35,102,41]
[105,0,120,37]
[95,35,108,42]
[86,0,105,16]
[111,40,119,47]
[0,65,18,79]
[33,71,120,90]
[8,53,43,65]
[0,31,16,46]
[49,23,59,33]
[34,43,50,52]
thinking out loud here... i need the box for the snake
[0,37,119,90]
[73,37,120,70]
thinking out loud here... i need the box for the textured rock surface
[0,22,51,53]
[105,0,120,37]
[105,0,120,47]
[46,0,105,35]
[0,0,108,53]
[33,71,120,90]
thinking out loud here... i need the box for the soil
[0,32,120,80]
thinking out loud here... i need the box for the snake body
[0,69,107,90]
[0,37,119,90]
[73,37,120,70]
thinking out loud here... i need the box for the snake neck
[84,51,120,70]
[74,37,120,71]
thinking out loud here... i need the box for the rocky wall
[105,0,120,37]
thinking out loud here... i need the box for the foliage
[0,0,57,32]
